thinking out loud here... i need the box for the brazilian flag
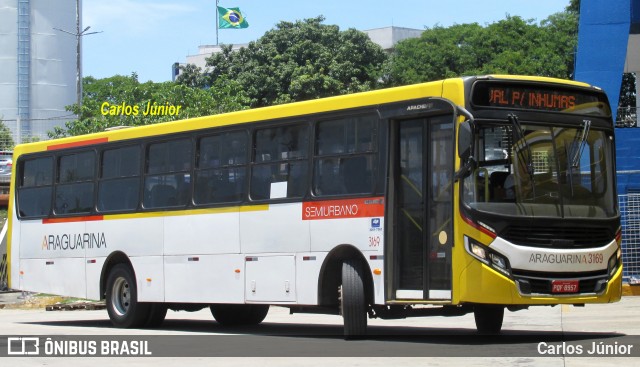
[217,6,249,29]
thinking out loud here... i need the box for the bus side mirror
[455,120,476,181]
[458,120,473,161]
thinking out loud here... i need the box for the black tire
[210,304,270,326]
[144,303,168,328]
[105,264,150,328]
[341,259,367,339]
[474,305,504,334]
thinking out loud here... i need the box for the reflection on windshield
[462,123,617,219]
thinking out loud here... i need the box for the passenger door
[384,99,456,300]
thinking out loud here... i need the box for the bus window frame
[53,149,97,216]
[14,107,387,219]
[193,129,249,206]
[311,113,379,198]
[16,154,56,219]
[97,144,143,213]
[142,135,194,210]
[248,121,311,202]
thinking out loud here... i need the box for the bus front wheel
[473,305,504,334]
[340,259,368,339]
[105,264,150,328]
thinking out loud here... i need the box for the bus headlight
[490,253,508,271]
[469,241,487,260]
[465,236,512,278]
[608,248,621,277]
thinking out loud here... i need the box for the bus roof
[13,75,598,157]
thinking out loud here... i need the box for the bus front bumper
[457,260,623,305]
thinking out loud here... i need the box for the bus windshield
[462,121,617,219]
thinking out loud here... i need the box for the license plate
[552,280,579,293]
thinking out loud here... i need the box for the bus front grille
[501,226,613,249]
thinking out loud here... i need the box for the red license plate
[552,280,579,293]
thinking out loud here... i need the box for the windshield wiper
[508,114,537,201]
[571,119,591,168]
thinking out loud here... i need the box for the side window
[251,124,309,200]
[18,156,53,217]
[194,131,247,204]
[55,151,95,214]
[98,145,141,212]
[313,115,377,196]
[143,139,192,208]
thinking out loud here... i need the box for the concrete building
[0,0,78,144]
[363,26,423,52]
[173,26,423,81]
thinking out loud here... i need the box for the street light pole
[75,0,81,112]
[53,0,101,116]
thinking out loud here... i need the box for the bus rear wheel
[473,305,504,334]
[340,259,368,339]
[106,264,150,328]
[210,304,270,326]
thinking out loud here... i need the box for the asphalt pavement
[0,291,639,366]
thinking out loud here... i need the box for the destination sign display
[471,81,611,116]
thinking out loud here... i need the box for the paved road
[0,293,639,366]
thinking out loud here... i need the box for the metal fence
[619,192,640,284]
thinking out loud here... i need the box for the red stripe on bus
[461,212,497,239]
[43,215,104,224]
[302,197,385,220]
[47,137,109,151]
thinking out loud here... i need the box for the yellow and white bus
[6,75,622,337]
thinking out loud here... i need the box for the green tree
[176,64,208,88]
[0,119,14,150]
[178,16,388,107]
[50,73,250,138]
[388,11,578,86]
[567,0,580,15]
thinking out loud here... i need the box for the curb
[622,284,640,296]
[46,302,106,311]
[0,296,65,310]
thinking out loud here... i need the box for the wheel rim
[111,277,130,316]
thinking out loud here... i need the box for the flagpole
[215,0,219,45]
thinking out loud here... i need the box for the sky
[82,0,570,83]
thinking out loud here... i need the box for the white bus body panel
[164,211,240,255]
[20,220,86,259]
[295,252,327,305]
[86,217,163,258]
[369,256,385,304]
[309,217,382,253]
[20,257,86,298]
[129,256,164,302]
[85,257,106,300]
[240,203,310,254]
[12,200,386,305]
[164,254,244,303]
[18,220,87,297]
[245,254,296,303]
